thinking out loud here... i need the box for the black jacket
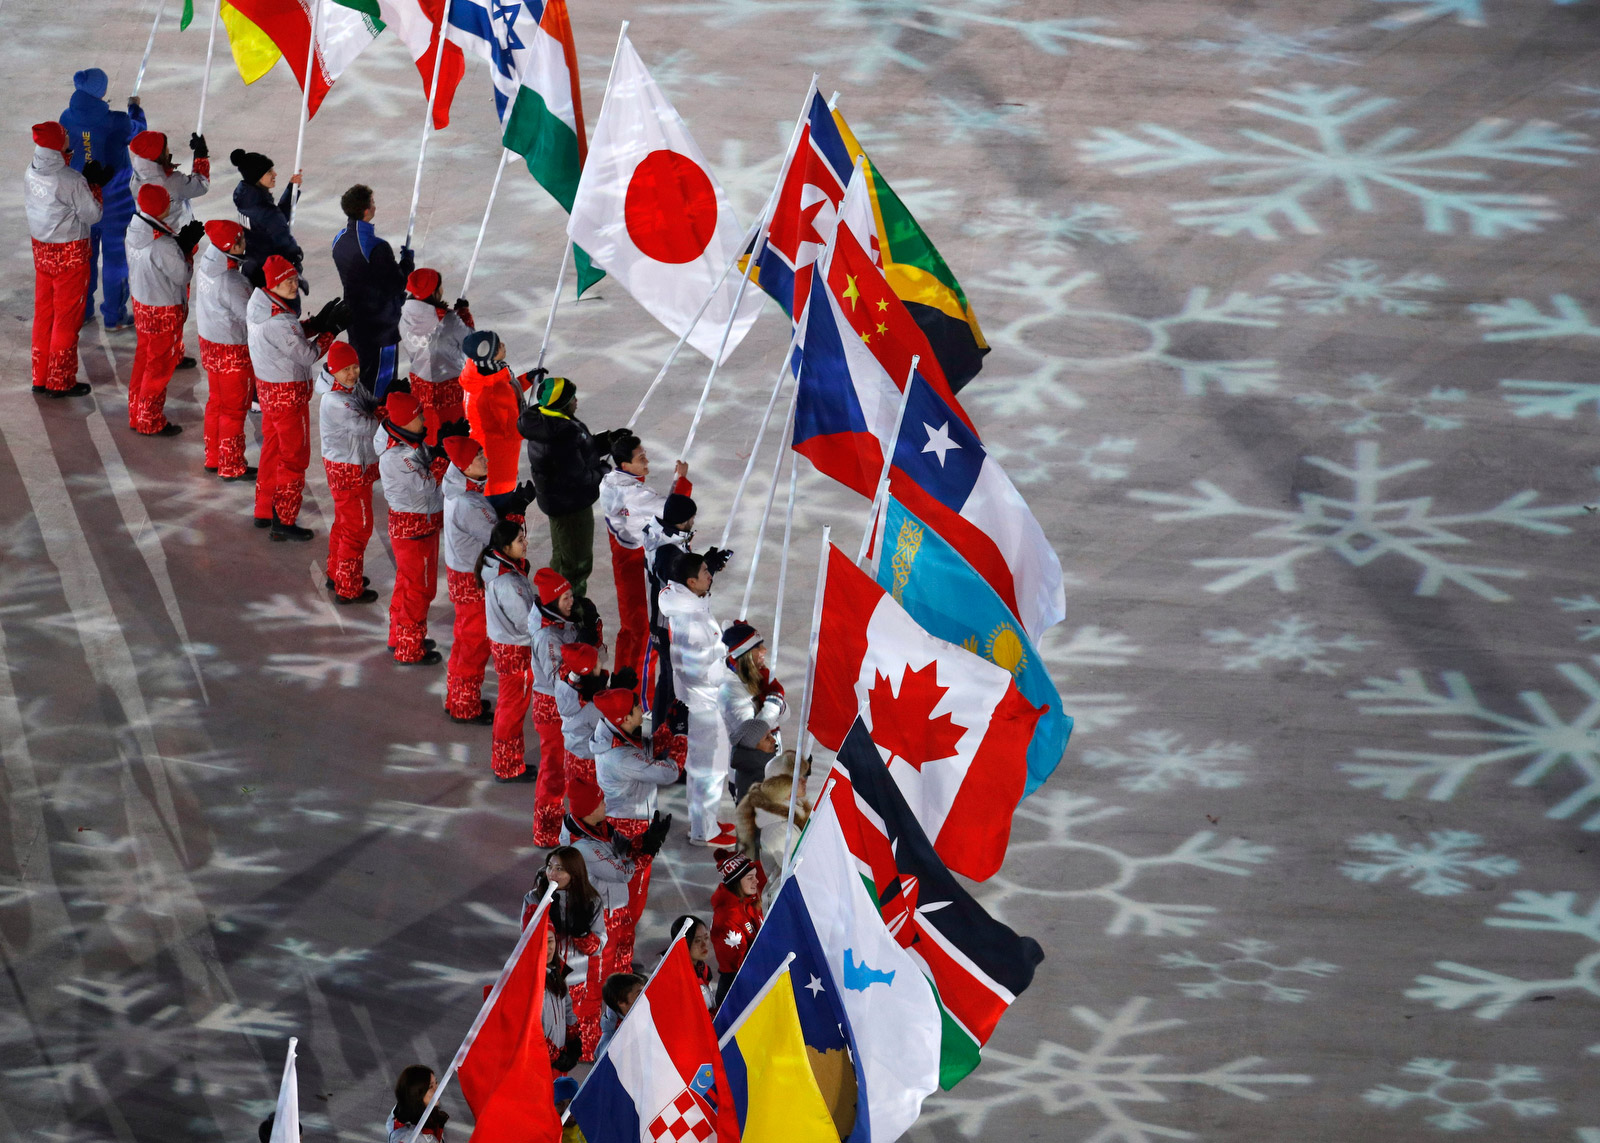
[518,405,608,517]
[234,180,302,287]
[331,219,413,343]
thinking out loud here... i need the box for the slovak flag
[567,27,763,363]
[754,90,851,321]
[809,544,1044,881]
[569,940,741,1143]
[886,373,1067,642]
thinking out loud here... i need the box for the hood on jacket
[196,241,234,277]
[457,362,507,401]
[441,463,470,502]
[67,87,110,126]
[31,145,68,173]
[245,287,292,325]
[125,214,170,257]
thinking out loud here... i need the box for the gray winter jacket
[592,716,680,821]
[246,288,320,385]
[441,465,496,574]
[24,145,101,243]
[557,819,634,913]
[126,215,190,307]
[399,299,471,383]
[319,384,379,466]
[531,614,577,696]
[482,551,535,646]
[130,152,207,227]
[193,241,251,344]
[377,429,444,517]
[555,678,603,759]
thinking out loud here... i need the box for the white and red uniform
[531,595,578,846]
[659,581,733,843]
[399,295,473,443]
[246,288,331,525]
[592,712,679,973]
[484,549,536,780]
[442,462,497,720]
[599,466,691,685]
[318,369,380,599]
[24,136,101,392]
[555,672,604,792]
[128,144,208,227]
[125,206,190,434]
[193,238,255,474]
[377,422,444,661]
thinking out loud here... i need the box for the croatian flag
[569,941,742,1143]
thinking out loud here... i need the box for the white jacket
[659,582,723,710]
[126,215,190,307]
[600,469,669,550]
[23,145,101,243]
[592,716,680,821]
[555,678,603,759]
[319,385,379,466]
[193,241,251,344]
[399,299,471,384]
[718,672,787,742]
[482,552,535,646]
[246,288,320,385]
[130,152,208,227]
[441,465,497,574]
[377,429,444,517]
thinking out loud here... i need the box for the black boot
[270,513,313,542]
[395,649,443,667]
[221,466,258,482]
[494,768,537,784]
[326,575,372,590]
[448,700,495,726]
[333,588,379,605]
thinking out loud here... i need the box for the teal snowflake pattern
[1079,85,1593,240]
[1205,615,1374,675]
[1567,83,1600,121]
[1082,731,1252,793]
[1341,831,1519,895]
[1183,18,1353,75]
[984,426,1137,485]
[1130,440,1586,601]
[1342,658,1600,829]
[962,197,1141,254]
[1408,891,1600,1020]
[1364,1058,1559,1131]
[906,96,1042,143]
[1556,595,1600,642]
[1500,380,1600,420]
[1160,938,1339,1002]
[1294,373,1468,434]
[1369,0,1589,30]
[1471,294,1600,340]
[1271,258,1447,315]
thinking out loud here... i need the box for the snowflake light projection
[979,790,1273,936]
[1409,890,1600,1019]
[984,426,1137,485]
[914,996,1310,1139]
[905,96,1043,143]
[1555,595,1600,643]
[1079,85,1593,239]
[1205,615,1373,675]
[1364,1059,1558,1131]
[1342,658,1600,829]
[1081,731,1252,793]
[1568,83,1600,121]
[1038,625,1143,737]
[963,197,1141,254]
[1499,380,1600,421]
[1182,18,1353,75]
[1471,294,1600,340]
[1271,258,1447,315]
[1159,939,1339,1002]
[1369,0,1589,29]
[1130,440,1586,601]
[1293,373,1468,434]
[970,263,1282,416]
[1340,831,1519,895]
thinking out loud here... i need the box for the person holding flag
[129,128,209,230]
[230,148,303,288]
[399,268,474,444]
[333,184,414,396]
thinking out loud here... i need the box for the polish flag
[567,27,763,363]
[808,544,1044,881]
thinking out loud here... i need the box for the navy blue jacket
[235,180,302,287]
[331,220,413,345]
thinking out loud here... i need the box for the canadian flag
[808,544,1044,880]
[566,27,763,363]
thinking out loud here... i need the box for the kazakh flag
[833,110,989,392]
[873,493,1071,795]
[719,964,840,1142]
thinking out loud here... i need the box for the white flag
[567,28,763,363]
[268,1037,300,1143]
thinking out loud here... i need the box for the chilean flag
[886,374,1066,642]
[809,544,1044,881]
[569,941,741,1143]
[755,91,851,321]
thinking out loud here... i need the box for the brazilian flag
[834,112,989,391]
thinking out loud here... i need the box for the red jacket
[457,362,529,496]
[710,866,767,976]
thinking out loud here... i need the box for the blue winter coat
[58,85,145,220]
[332,219,413,343]
[234,179,303,286]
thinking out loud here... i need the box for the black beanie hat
[463,329,502,368]
[662,493,696,530]
[230,148,274,185]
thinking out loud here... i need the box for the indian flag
[222,0,381,114]
[448,0,602,292]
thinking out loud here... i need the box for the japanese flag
[567,27,763,363]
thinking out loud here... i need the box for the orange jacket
[457,362,528,496]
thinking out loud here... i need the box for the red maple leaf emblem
[867,663,966,771]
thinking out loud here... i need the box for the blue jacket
[234,179,302,286]
[59,87,145,216]
[332,220,413,343]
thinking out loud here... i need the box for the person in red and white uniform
[399,268,474,444]
[128,128,208,228]
[125,184,192,436]
[317,340,380,605]
[378,390,458,665]
[25,120,104,397]
[480,518,538,783]
[192,219,256,476]
[531,568,579,846]
[441,436,496,725]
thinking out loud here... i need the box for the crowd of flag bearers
[28,2,1080,1141]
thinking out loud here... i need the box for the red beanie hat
[443,436,483,471]
[263,255,298,288]
[325,341,360,374]
[129,130,166,161]
[534,568,571,605]
[385,391,423,425]
[205,219,245,251]
[32,122,67,151]
[594,688,636,727]
[407,268,442,299]
[560,642,599,677]
[566,773,604,819]
[136,184,171,219]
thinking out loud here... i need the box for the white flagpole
[267,1038,300,1143]
[717,340,795,552]
[403,7,453,252]
[780,526,831,879]
[738,388,798,621]
[856,356,919,564]
[288,0,322,229]
[132,0,167,99]
[715,952,797,1049]
[402,883,559,1143]
[535,240,573,372]
[460,147,512,298]
[194,0,224,135]
[767,429,802,676]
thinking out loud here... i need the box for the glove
[189,132,208,159]
[307,298,348,336]
[398,245,415,274]
[454,297,470,313]
[758,672,785,701]
[81,160,111,188]
[505,480,537,515]
[638,812,672,858]
[176,220,206,257]
[610,666,639,695]
[553,1031,581,1075]
[352,383,383,419]
[437,418,471,441]
[704,547,733,575]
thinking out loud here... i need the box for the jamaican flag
[833,111,989,391]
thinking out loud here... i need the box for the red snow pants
[446,568,491,719]
[200,338,255,476]
[255,381,312,525]
[491,642,532,779]
[31,238,91,392]
[128,301,184,433]
[609,536,650,685]
[324,460,378,599]
[388,513,440,662]
[411,373,465,443]
[604,815,654,980]
[531,692,566,846]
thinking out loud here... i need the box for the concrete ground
[3,0,1600,1140]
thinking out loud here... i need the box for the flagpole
[714,953,797,1049]
[288,0,322,229]
[194,0,224,135]
[534,240,573,372]
[460,147,512,298]
[856,356,919,565]
[767,429,802,676]
[781,526,831,880]
[402,883,559,1143]
[738,387,798,621]
[403,4,453,252]
[676,76,820,465]
[717,337,796,553]
[267,1037,300,1143]
[132,0,166,99]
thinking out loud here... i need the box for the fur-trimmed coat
[734,775,810,877]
